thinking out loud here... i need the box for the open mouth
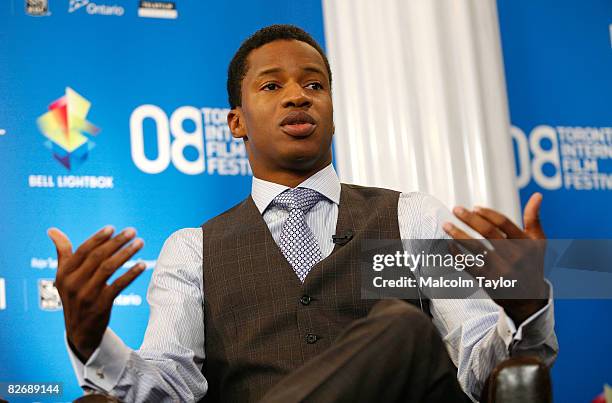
[280,111,317,137]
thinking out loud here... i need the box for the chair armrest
[482,356,552,403]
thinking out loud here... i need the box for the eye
[262,83,280,91]
[305,82,323,90]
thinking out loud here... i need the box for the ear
[228,108,247,140]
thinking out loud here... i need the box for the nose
[281,82,312,108]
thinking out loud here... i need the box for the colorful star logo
[37,87,100,169]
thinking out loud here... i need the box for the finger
[472,206,526,239]
[47,228,73,265]
[523,192,546,239]
[448,242,463,257]
[488,238,523,262]
[88,238,144,289]
[103,262,146,302]
[442,222,486,255]
[71,226,116,270]
[452,206,505,239]
[443,221,472,240]
[443,222,487,254]
[77,228,136,277]
[465,252,508,281]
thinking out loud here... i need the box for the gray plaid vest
[200,184,423,402]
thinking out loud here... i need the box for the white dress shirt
[67,164,558,402]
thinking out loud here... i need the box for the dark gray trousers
[261,299,471,403]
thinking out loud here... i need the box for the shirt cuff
[496,280,555,350]
[66,328,131,392]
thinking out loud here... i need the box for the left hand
[443,193,548,324]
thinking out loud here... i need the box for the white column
[322,0,521,221]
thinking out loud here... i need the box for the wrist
[67,336,94,363]
[502,279,549,324]
[506,298,547,324]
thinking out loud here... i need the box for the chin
[279,150,326,171]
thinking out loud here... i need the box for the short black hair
[227,24,332,109]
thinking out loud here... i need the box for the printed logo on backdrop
[38,279,62,311]
[37,87,100,170]
[114,293,143,306]
[25,0,49,16]
[138,1,178,19]
[130,105,252,176]
[35,280,143,311]
[0,278,6,310]
[31,264,145,310]
[512,125,612,191]
[30,87,114,189]
[30,256,156,271]
[68,0,124,16]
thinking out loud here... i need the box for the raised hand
[442,193,548,324]
[48,226,145,362]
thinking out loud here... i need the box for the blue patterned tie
[272,188,324,282]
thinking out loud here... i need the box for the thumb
[47,228,73,263]
[523,193,545,239]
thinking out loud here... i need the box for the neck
[252,160,331,188]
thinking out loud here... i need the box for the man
[49,25,557,402]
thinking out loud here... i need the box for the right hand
[48,226,146,362]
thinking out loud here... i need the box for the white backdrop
[322,0,521,221]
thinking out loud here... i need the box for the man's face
[229,39,334,174]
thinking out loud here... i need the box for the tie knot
[272,188,323,213]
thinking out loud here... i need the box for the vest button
[300,295,312,305]
[305,333,318,344]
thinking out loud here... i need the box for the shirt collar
[251,164,341,214]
